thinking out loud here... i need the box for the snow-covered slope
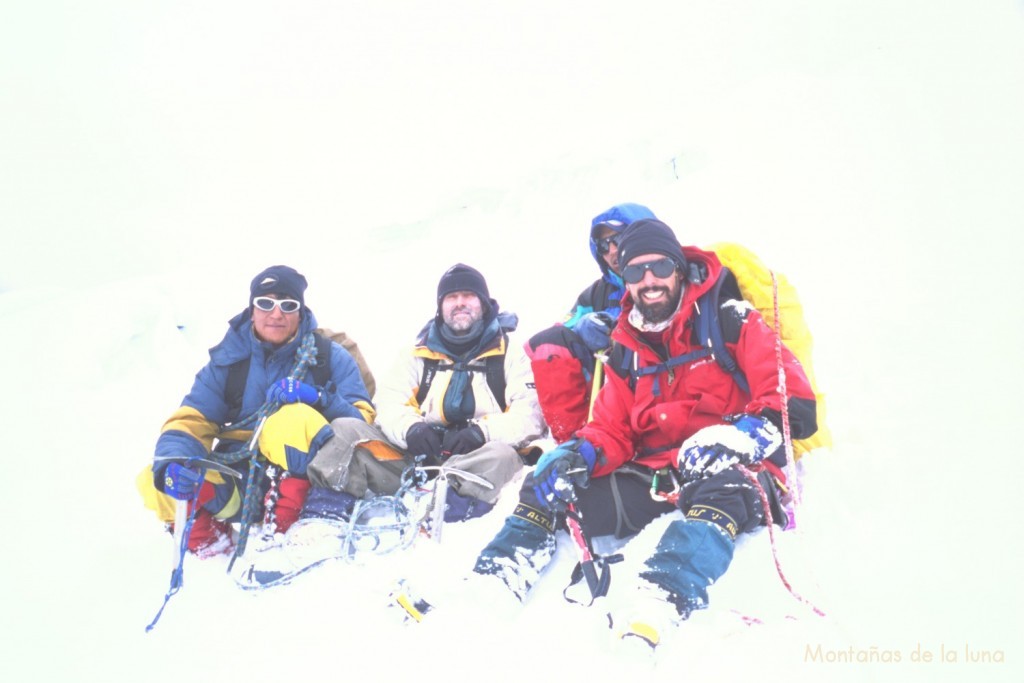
[1,2,1021,682]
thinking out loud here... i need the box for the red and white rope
[770,271,801,515]
[739,464,826,618]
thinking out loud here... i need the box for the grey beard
[440,317,485,345]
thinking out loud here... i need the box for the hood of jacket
[589,202,657,276]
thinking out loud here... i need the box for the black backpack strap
[606,342,635,388]
[224,357,251,424]
[415,358,441,408]
[485,354,507,412]
[695,268,749,394]
[310,332,332,386]
[607,339,710,397]
[633,349,711,397]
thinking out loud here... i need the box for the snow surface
[2,1,1022,681]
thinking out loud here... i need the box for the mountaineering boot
[187,509,235,559]
[615,580,689,650]
[299,486,357,522]
[444,487,495,523]
[616,518,735,648]
[473,509,556,602]
[389,566,524,626]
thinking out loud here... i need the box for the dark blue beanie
[616,219,688,272]
[250,265,308,306]
[437,263,490,306]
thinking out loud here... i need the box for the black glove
[405,422,443,458]
[441,423,486,455]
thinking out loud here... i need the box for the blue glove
[266,378,321,405]
[574,311,615,352]
[678,414,782,480]
[163,462,207,501]
[442,423,486,455]
[532,439,598,511]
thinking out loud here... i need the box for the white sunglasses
[252,296,301,313]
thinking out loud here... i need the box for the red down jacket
[578,246,817,478]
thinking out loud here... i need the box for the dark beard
[635,284,682,324]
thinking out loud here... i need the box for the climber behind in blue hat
[524,202,657,443]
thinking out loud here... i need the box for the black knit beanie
[250,265,308,306]
[616,219,688,272]
[436,263,490,308]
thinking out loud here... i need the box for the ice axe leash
[562,502,622,606]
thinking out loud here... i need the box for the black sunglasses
[621,258,678,284]
[596,234,620,256]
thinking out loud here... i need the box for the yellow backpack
[709,242,832,458]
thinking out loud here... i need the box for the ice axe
[563,502,620,606]
[146,456,242,632]
[421,464,494,543]
[561,350,621,605]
